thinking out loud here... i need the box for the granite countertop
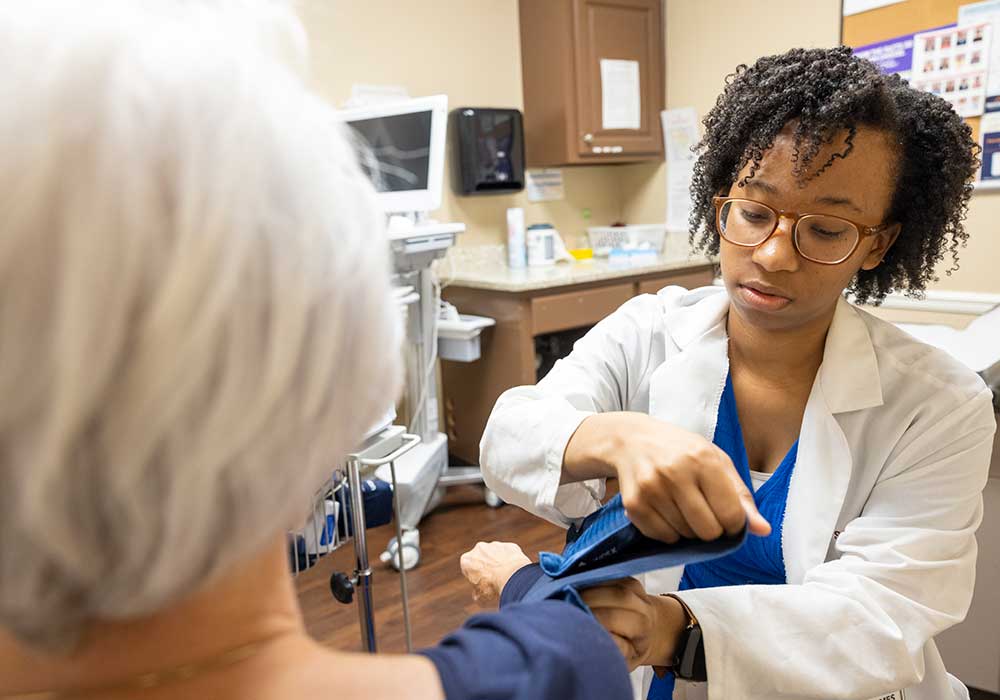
[436,242,715,293]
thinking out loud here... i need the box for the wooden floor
[294,487,1000,700]
[294,485,565,653]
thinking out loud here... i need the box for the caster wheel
[485,488,503,508]
[380,531,421,571]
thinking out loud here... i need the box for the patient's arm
[416,599,631,700]
[414,541,631,699]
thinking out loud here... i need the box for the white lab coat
[480,286,996,700]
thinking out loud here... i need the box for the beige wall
[298,0,1000,294]
[944,192,1000,293]
[621,0,842,227]
[298,0,622,248]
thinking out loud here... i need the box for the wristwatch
[665,594,707,682]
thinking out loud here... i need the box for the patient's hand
[460,542,531,606]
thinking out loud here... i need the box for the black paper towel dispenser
[450,107,525,195]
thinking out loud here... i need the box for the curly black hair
[689,46,979,304]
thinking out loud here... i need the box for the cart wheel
[330,571,354,604]
[484,488,503,508]
[380,532,421,571]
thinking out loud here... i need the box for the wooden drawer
[636,267,715,296]
[531,283,633,336]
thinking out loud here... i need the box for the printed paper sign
[662,108,699,232]
[600,59,641,130]
[910,23,992,118]
[525,169,565,202]
[959,0,1000,111]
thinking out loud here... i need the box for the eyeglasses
[712,196,890,265]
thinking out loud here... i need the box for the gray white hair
[0,0,401,650]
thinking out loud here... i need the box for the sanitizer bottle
[506,207,527,269]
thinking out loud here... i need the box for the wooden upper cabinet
[519,0,664,166]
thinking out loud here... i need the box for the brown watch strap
[662,594,707,682]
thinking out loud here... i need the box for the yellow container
[569,248,594,260]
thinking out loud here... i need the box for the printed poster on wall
[909,22,993,118]
[979,112,1000,182]
[853,24,958,84]
[959,0,1000,112]
[853,30,921,83]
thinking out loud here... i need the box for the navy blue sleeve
[417,600,632,700]
[499,563,547,608]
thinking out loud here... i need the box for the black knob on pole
[330,571,355,604]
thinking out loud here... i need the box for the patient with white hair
[0,2,630,699]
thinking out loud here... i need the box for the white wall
[297,0,999,315]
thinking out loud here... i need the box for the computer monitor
[335,94,448,215]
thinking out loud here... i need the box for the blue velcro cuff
[539,494,638,576]
[524,494,747,604]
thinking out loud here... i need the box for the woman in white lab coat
[479,47,996,700]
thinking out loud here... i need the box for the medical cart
[289,424,420,653]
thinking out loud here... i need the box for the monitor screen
[345,110,433,193]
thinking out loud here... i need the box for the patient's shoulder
[185,642,443,700]
[314,651,443,700]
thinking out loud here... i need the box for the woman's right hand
[564,412,771,543]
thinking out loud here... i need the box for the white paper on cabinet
[600,59,641,130]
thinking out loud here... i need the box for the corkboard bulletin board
[841,0,982,142]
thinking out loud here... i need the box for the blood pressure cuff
[521,494,746,603]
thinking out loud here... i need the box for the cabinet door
[572,0,664,160]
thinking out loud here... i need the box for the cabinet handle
[582,133,593,143]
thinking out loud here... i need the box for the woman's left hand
[460,541,532,606]
[581,578,688,671]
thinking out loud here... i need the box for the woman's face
[719,125,900,333]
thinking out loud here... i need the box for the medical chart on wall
[661,107,699,232]
[600,59,641,130]
[909,22,992,117]
[959,0,1000,111]
[525,169,565,202]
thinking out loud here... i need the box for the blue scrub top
[649,372,798,699]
